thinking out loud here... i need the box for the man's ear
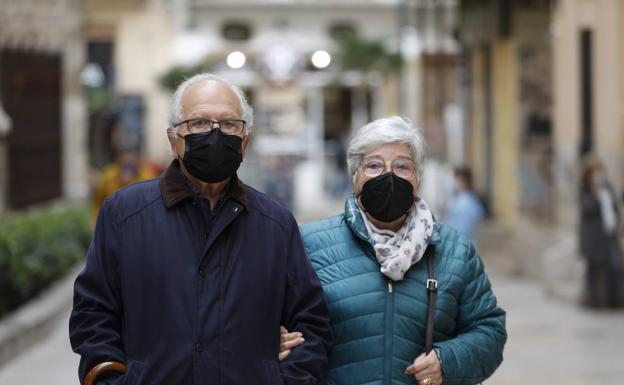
[241,134,251,158]
[167,127,179,160]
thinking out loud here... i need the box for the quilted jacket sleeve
[433,243,507,385]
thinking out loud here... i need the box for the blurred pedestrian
[70,73,331,385]
[579,157,624,308]
[263,155,295,208]
[282,117,506,385]
[91,149,157,220]
[443,166,485,242]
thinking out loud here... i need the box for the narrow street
[0,307,77,385]
[0,252,622,384]
[1,1,623,385]
[486,272,623,385]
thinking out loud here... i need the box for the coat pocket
[263,360,285,385]
[121,361,144,385]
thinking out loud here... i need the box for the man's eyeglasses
[173,118,246,136]
[360,156,416,179]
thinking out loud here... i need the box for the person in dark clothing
[579,156,624,308]
[69,73,332,385]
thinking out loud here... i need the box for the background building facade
[0,0,87,215]
[84,0,459,212]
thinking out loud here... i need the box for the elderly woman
[282,117,506,385]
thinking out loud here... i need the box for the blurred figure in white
[444,167,484,242]
[444,103,465,167]
[579,156,624,308]
[420,159,454,219]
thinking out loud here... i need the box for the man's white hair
[346,116,426,181]
[167,73,254,133]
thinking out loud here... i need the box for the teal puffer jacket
[301,197,506,385]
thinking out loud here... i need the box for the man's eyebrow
[186,115,240,121]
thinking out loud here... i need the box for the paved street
[1,269,622,385]
[486,273,624,385]
[1,212,623,385]
[0,305,78,385]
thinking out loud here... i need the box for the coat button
[199,269,206,277]
[195,343,203,352]
[233,206,239,213]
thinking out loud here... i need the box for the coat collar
[344,195,372,244]
[159,160,249,209]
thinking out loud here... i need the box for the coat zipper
[384,279,394,385]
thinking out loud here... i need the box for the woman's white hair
[347,116,426,180]
[167,73,254,132]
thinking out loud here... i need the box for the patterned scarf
[360,196,436,281]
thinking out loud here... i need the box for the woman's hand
[278,326,305,361]
[405,351,443,385]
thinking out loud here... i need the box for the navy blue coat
[69,161,332,385]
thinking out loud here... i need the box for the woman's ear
[352,172,363,197]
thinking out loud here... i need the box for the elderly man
[69,73,332,385]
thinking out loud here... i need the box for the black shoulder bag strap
[424,247,437,354]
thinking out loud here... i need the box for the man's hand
[405,351,443,385]
[278,326,305,361]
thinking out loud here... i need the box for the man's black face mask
[359,172,414,222]
[179,129,243,183]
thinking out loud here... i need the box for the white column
[351,86,369,133]
[444,103,464,165]
[424,0,437,52]
[62,12,89,200]
[401,26,423,127]
[305,86,324,159]
[294,86,327,214]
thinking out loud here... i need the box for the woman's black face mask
[359,172,415,222]
[178,129,243,183]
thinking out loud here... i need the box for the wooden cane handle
[84,361,127,385]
